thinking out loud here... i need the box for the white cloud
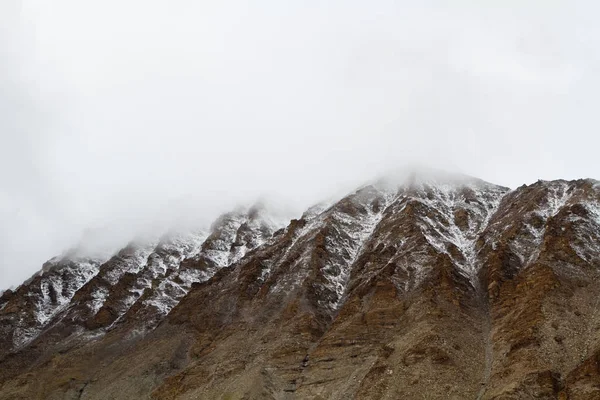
[1,0,599,288]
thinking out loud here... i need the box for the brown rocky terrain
[1,174,599,399]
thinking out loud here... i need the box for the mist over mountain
[2,2,600,289]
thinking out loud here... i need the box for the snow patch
[416,182,506,284]
[10,257,104,349]
[322,191,396,310]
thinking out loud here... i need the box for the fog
[1,1,599,289]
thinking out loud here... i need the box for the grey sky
[1,1,599,289]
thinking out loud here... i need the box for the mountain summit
[1,176,600,399]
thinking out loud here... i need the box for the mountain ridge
[1,174,600,399]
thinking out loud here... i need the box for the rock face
[1,175,600,400]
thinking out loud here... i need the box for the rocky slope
[0,174,599,399]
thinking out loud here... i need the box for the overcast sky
[1,1,599,289]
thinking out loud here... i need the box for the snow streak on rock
[137,207,284,321]
[102,242,157,286]
[485,180,573,269]
[97,231,208,328]
[523,181,572,265]
[8,256,106,348]
[321,188,396,310]
[89,286,110,315]
[264,210,327,294]
[264,185,396,311]
[122,230,208,317]
[568,184,600,265]
[415,181,508,284]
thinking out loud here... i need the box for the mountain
[1,174,600,399]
